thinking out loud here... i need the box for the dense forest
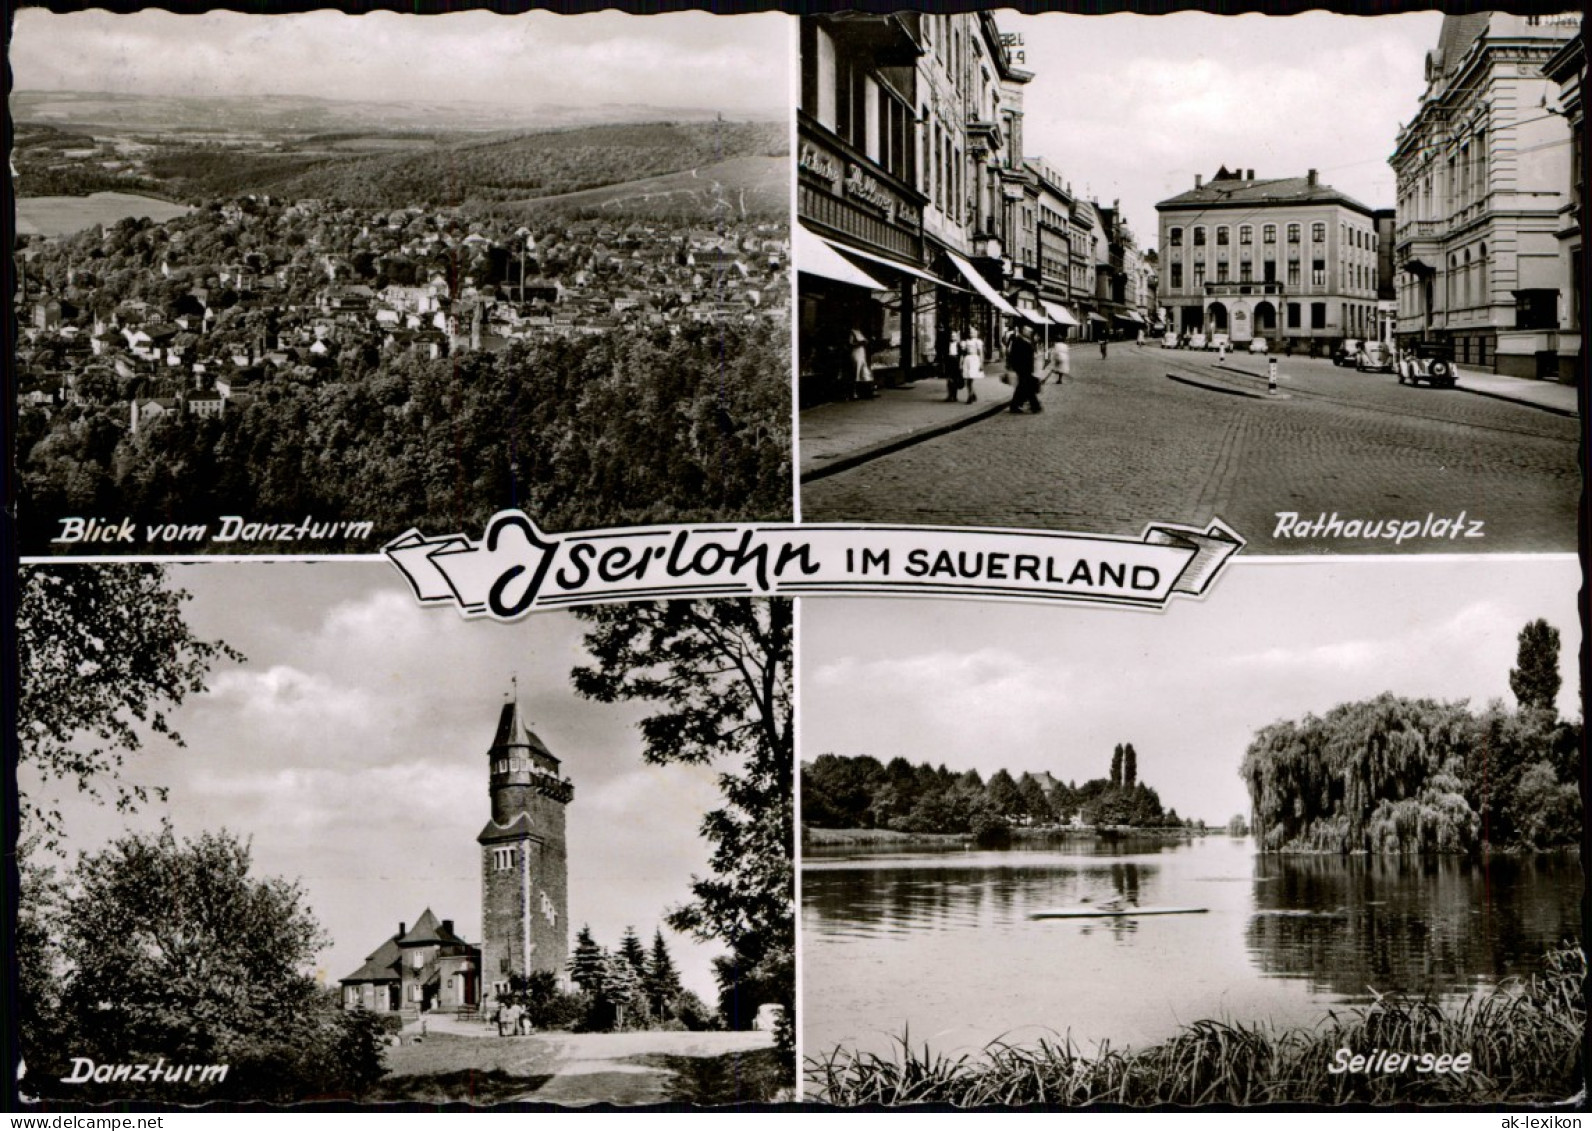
[1239,620,1581,854]
[803,743,1188,843]
[18,321,792,548]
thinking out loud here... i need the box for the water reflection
[803,837,1582,1058]
[1245,851,1583,1002]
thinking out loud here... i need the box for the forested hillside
[17,322,792,549]
[139,121,788,208]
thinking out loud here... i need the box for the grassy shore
[807,945,1584,1106]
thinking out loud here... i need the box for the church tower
[477,690,574,1004]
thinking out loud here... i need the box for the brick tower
[477,691,574,1005]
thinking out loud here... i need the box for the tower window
[493,847,516,871]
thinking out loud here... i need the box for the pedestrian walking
[941,325,960,401]
[1099,336,1109,360]
[848,325,874,400]
[1007,323,1041,413]
[959,329,985,404]
[1217,340,1228,363]
[1045,336,1071,388]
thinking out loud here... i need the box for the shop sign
[798,143,842,192]
[844,164,900,221]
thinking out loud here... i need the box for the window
[1287,260,1300,286]
[1287,223,1300,244]
[1193,226,1207,247]
[1169,226,1183,247]
[1193,263,1206,287]
[1311,222,1326,243]
[493,847,516,871]
[1239,225,1253,245]
[1312,259,1325,286]
[1310,302,1327,329]
[1264,260,1277,283]
[1216,261,1229,282]
[1239,261,1252,282]
[1263,224,1277,244]
[1170,262,1183,288]
[1216,226,1229,246]
[1287,302,1301,329]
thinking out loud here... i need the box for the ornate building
[1390,12,1580,378]
[1156,167,1381,350]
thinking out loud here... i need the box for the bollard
[1267,357,1278,395]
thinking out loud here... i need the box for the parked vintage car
[1397,342,1457,387]
[1161,331,1180,348]
[1210,333,1231,353]
[1332,338,1364,367]
[1356,341,1395,373]
[1247,337,1269,354]
[1187,332,1208,351]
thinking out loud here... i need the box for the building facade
[478,696,574,1006]
[1390,12,1580,378]
[1156,167,1381,350]
[340,910,480,1016]
[797,13,1040,406]
[1541,18,1584,383]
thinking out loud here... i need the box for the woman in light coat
[959,329,985,404]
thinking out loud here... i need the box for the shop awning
[1019,306,1048,325]
[1115,310,1145,324]
[1087,313,1108,323]
[1041,301,1079,326]
[796,225,888,291]
[947,252,1022,318]
[824,238,967,291]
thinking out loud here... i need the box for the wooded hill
[142,121,788,211]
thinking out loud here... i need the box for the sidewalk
[799,361,1015,482]
[1447,367,1579,417]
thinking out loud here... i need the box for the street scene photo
[797,12,1582,553]
[799,556,1583,1105]
[16,564,793,1105]
[12,11,793,556]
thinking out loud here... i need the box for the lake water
[16,192,192,237]
[802,835,1581,1060]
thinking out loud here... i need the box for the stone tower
[477,692,574,1004]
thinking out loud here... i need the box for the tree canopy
[571,599,792,1056]
[28,826,386,1102]
[16,565,242,848]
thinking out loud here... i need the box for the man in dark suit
[1006,322,1041,413]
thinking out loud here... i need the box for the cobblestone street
[800,343,1580,554]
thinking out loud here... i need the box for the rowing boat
[1028,906,1208,919]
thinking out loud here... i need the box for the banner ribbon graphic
[385,512,1245,620]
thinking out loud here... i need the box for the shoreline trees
[1239,619,1580,855]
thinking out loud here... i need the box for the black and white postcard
[6,0,1586,1116]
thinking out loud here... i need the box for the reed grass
[807,944,1585,1107]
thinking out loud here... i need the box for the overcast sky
[800,556,1582,826]
[1005,11,1450,242]
[28,563,752,1002]
[10,9,790,116]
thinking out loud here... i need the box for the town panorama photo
[13,10,794,557]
